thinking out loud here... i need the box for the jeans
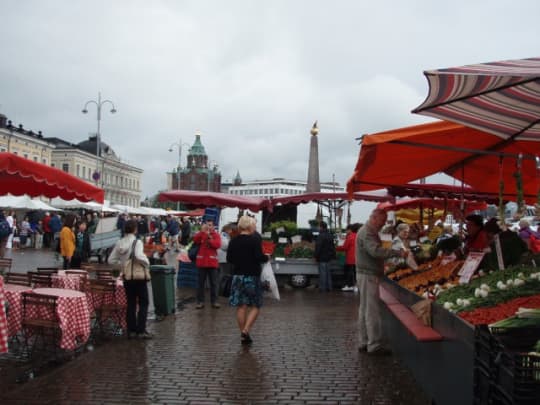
[124,280,149,333]
[197,267,218,304]
[344,264,356,286]
[357,273,383,352]
[318,261,332,292]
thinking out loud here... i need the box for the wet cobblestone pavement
[1,250,431,404]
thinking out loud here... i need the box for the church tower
[306,121,321,192]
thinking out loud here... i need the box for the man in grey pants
[355,208,407,355]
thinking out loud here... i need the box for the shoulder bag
[123,239,151,281]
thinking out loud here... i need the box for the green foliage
[287,245,315,258]
[264,220,298,243]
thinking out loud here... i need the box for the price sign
[458,252,485,284]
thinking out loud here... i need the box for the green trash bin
[150,265,176,316]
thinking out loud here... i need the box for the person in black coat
[314,221,336,292]
[71,221,91,269]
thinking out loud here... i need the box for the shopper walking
[356,208,407,355]
[227,216,269,345]
[108,219,152,339]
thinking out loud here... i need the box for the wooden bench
[0,257,13,272]
[379,284,443,342]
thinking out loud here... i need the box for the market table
[0,276,8,353]
[3,283,33,338]
[51,270,88,291]
[31,288,91,350]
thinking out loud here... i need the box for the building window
[62,163,69,173]
[33,156,38,162]
[42,158,47,164]
[24,154,28,159]
[0,148,5,152]
[76,165,80,176]
[83,167,86,178]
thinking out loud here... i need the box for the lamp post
[168,139,191,190]
[82,92,117,187]
[169,139,190,210]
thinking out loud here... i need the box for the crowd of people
[2,205,539,353]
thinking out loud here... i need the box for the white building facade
[228,178,343,198]
[0,114,143,207]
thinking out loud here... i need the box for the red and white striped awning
[413,57,540,141]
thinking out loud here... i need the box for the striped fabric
[413,57,540,141]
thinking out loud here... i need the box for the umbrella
[413,57,540,140]
[0,152,104,203]
[346,120,540,204]
[412,57,540,208]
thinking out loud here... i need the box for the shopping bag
[219,274,232,298]
[260,262,280,300]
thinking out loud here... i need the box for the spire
[233,170,242,186]
[189,131,207,156]
[306,121,321,192]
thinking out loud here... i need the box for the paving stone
[0,249,432,404]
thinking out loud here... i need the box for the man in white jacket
[108,219,152,339]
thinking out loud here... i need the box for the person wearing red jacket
[336,223,361,292]
[193,219,222,309]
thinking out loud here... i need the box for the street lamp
[168,139,191,190]
[82,92,117,186]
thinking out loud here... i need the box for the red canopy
[0,152,104,203]
[158,190,268,212]
[346,120,540,204]
[386,183,500,205]
[158,190,392,212]
[268,191,390,207]
[377,198,487,213]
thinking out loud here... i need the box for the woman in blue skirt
[227,216,269,345]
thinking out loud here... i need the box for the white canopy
[50,198,120,213]
[0,195,62,211]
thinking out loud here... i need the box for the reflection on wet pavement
[1,249,430,403]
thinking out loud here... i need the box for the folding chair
[21,292,61,360]
[96,270,116,281]
[28,272,53,288]
[66,270,89,292]
[0,257,12,274]
[4,272,30,286]
[36,267,59,274]
[87,279,124,340]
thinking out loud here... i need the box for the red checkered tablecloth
[31,288,91,350]
[51,274,83,291]
[0,276,8,353]
[4,283,33,337]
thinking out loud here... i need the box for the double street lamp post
[169,139,190,210]
[82,92,117,187]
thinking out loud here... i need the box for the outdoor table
[0,276,8,353]
[3,283,33,337]
[32,288,91,350]
[51,270,88,291]
[86,278,128,329]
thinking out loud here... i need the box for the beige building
[0,114,143,206]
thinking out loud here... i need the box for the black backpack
[0,219,10,240]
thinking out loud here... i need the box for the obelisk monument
[306,121,321,192]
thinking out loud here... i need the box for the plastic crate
[475,325,495,370]
[490,325,540,352]
[473,365,493,404]
[177,261,198,288]
[492,349,540,404]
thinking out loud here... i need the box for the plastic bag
[260,262,280,300]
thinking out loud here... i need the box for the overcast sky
[1,1,539,217]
